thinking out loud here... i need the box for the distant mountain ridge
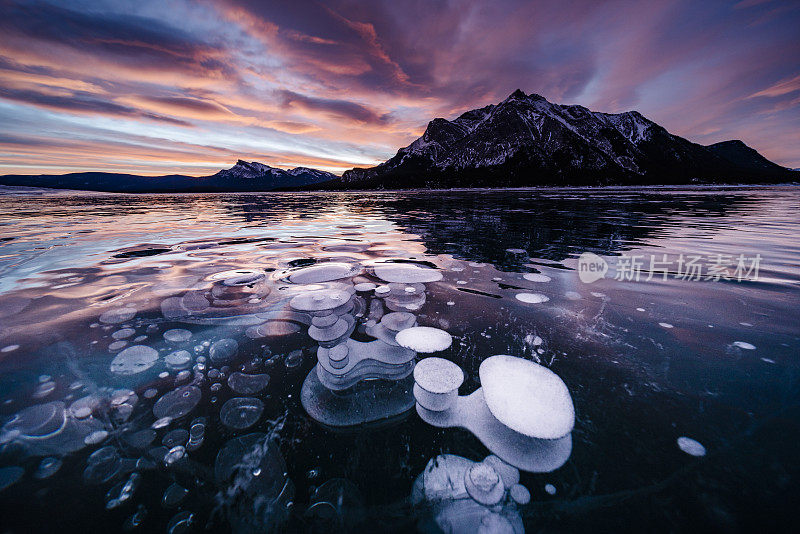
[0,160,336,193]
[341,89,792,188]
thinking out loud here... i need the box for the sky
[0,0,798,176]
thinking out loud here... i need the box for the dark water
[0,186,798,533]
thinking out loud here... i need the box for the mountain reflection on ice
[1,186,799,532]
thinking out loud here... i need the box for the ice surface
[515,293,550,304]
[396,326,453,353]
[677,436,706,457]
[480,355,574,439]
[110,345,159,376]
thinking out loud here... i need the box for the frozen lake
[0,186,798,532]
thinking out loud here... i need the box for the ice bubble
[308,317,353,342]
[124,504,147,531]
[677,436,706,457]
[564,291,582,300]
[523,273,551,283]
[515,293,549,304]
[83,446,121,484]
[110,345,159,376]
[1,344,20,353]
[228,372,270,395]
[164,329,192,343]
[33,381,56,398]
[134,335,147,342]
[483,455,520,489]
[375,285,391,296]
[636,307,646,312]
[659,322,674,329]
[112,328,136,340]
[100,307,137,324]
[732,341,756,350]
[354,283,376,292]
[373,263,443,283]
[0,466,24,492]
[122,428,156,449]
[152,417,172,429]
[164,445,186,465]
[480,355,574,440]
[162,483,188,508]
[413,357,463,411]
[246,320,302,338]
[162,429,189,448]
[506,248,526,254]
[159,372,170,379]
[544,483,557,495]
[220,397,264,429]
[166,511,194,534]
[223,272,265,287]
[210,338,239,364]
[285,350,304,369]
[108,340,128,351]
[289,289,351,312]
[464,462,504,505]
[84,430,109,445]
[153,385,201,420]
[5,401,67,439]
[165,350,192,370]
[381,312,417,332]
[288,262,362,284]
[396,327,452,353]
[510,483,530,504]
[31,456,61,480]
[417,454,473,502]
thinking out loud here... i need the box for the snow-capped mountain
[0,160,336,193]
[212,160,336,186]
[342,90,791,188]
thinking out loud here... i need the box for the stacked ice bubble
[413,355,575,472]
[411,454,527,533]
[290,260,452,427]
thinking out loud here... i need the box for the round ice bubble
[381,312,416,332]
[479,355,574,440]
[289,289,351,312]
[288,262,362,284]
[483,455,520,489]
[99,307,136,324]
[110,345,159,376]
[164,329,192,343]
[220,397,264,429]
[464,462,504,505]
[162,483,188,508]
[112,328,135,340]
[523,273,551,283]
[732,341,756,350]
[515,293,549,304]
[677,436,706,457]
[510,483,530,504]
[396,327,452,353]
[227,372,270,395]
[373,263,443,283]
[153,385,201,420]
[209,338,239,364]
[165,350,192,370]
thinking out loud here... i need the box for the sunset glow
[1,0,798,176]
